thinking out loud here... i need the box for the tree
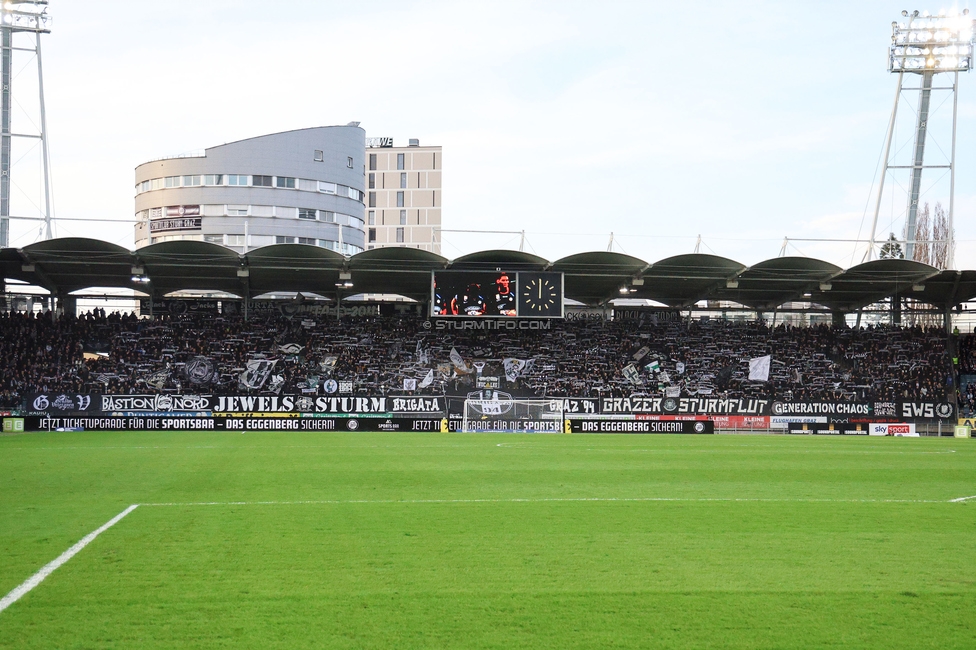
[879,233,904,259]
[912,202,931,265]
[931,202,952,269]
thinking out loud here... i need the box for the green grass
[1,431,975,649]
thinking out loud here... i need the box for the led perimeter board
[431,271,563,318]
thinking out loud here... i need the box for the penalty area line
[949,494,976,503]
[0,505,138,615]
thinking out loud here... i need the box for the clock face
[518,273,562,317]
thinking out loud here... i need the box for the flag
[268,374,285,394]
[666,386,681,398]
[658,371,671,384]
[633,346,650,361]
[403,377,417,391]
[503,358,527,381]
[240,359,277,390]
[185,356,215,384]
[450,347,469,372]
[278,343,304,355]
[749,355,771,382]
[419,369,434,388]
[147,369,170,390]
[622,363,642,385]
[675,361,685,375]
[645,360,660,373]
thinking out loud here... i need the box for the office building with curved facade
[134,125,366,254]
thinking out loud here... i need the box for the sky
[3,0,975,269]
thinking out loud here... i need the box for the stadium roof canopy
[3,238,976,312]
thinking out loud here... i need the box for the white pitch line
[0,505,138,615]
[949,495,976,503]
[140,496,950,507]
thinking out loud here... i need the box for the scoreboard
[431,271,563,318]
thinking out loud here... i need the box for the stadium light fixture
[912,283,925,291]
[890,9,974,73]
[819,282,832,291]
[0,1,51,32]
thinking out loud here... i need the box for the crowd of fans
[0,307,956,410]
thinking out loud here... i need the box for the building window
[275,176,296,188]
[252,175,273,187]
[318,181,336,194]
[165,176,180,188]
[399,210,407,225]
[227,235,246,246]
[275,236,296,244]
[396,153,405,170]
[396,191,404,207]
[321,211,336,223]
[368,228,376,243]
[151,178,164,190]
[313,150,324,162]
[400,172,407,189]
[347,186,360,201]
[368,192,376,208]
[298,208,317,220]
[204,234,223,244]
[396,227,404,243]
[203,174,223,186]
[297,237,316,245]
[368,210,375,225]
[225,174,247,186]
[149,207,163,219]
[183,175,202,186]
[368,173,375,189]
[227,207,248,216]
[369,153,376,170]
[347,157,354,168]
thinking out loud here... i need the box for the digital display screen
[431,271,563,318]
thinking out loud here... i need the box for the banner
[19,415,444,433]
[568,419,713,434]
[869,423,918,437]
[21,393,957,422]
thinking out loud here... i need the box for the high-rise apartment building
[365,138,441,254]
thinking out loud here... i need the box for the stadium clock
[518,273,563,317]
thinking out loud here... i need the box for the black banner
[137,299,220,316]
[20,415,444,433]
[22,393,957,423]
[567,419,714,434]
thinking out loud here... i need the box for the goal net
[461,398,565,433]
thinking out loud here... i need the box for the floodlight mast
[0,0,52,247]
[865,9,974,267]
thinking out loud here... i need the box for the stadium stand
[0,309,954,409]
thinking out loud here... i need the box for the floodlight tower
[0,0,52,247]
[866,9,974,266]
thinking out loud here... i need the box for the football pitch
[1,431,974,649]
